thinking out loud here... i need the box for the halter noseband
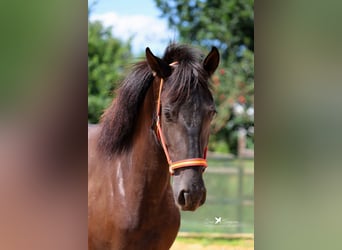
[154,77,208,175]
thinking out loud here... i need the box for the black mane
[98,44,211,156]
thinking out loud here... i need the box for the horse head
[146,45,219,211]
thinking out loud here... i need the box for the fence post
[237,165,244,233]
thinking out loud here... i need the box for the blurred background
[88,0,254,248]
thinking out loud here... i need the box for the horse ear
[203,47,220,76]
[146,47,172,78]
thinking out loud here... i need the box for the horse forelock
[162,44,212,104]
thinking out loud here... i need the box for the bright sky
[88,0,178,55]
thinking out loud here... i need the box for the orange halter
[155,77,208,175]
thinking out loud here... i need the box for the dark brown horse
[88,44,219,249]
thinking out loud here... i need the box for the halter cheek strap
[155,78,208,175]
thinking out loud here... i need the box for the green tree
[155,0,254,154]
[88,20,133,123]
[155,0,253,58]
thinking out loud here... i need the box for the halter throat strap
[155,78,208,175]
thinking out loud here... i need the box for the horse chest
[89,199,180,250]
[89,175,180,250]
[112,206,180,250]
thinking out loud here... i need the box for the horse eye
[165,111,171,120]
[164,109,173,122]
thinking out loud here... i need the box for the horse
[88,44,219,250]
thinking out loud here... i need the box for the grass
[170,236,254,250]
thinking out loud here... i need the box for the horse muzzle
[169,160,207,211]
[174,181,207,211]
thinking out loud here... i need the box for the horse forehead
[179,97,205,127]
[183,88,210,110]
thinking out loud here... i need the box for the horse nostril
[177,190,187,206]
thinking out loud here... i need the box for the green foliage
[155,0,254,154]
[155,0,254,58]
[88,20,133,123]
